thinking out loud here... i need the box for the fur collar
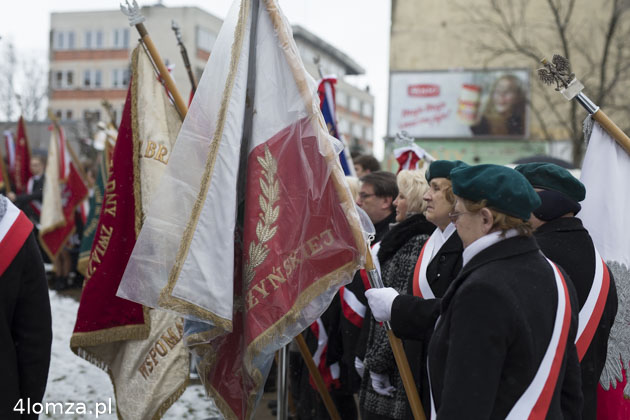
[377,213,435,264]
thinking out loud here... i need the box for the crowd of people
[291,155,617,420]
[1,150,618,419]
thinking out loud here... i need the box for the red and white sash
[506,259,571,419]
[575,248,611,361]
[0,200,34,276]
[26,177,42,215]
[341,242,381,328]
[428,259,571,419]
[413,227,455,298]
[309,318,340,390]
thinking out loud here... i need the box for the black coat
[427,235,582,419]
[389,231,463,418]
[14,175,44,224]
[1,231,52,420]
[535,217,618,420]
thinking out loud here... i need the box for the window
[113,28,130,49]
[196,26,217,52]
[66,110,73,120]
[83,70,102,89]
[55,110,63,119]
[362,102,373,118]
[67,32,75,50]
[54,31,65,50]
[365,127,373,141]
[85,31,92,49]
[66,71,74,87]
[112,69,130,88]
[83,110,101,121]
[54,71,64,89]
[95,31,103,49]
[338,119,349,135]
[352,123,363,138]
[337,91,347,107]
[350,97,361,113]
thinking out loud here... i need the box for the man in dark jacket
[8,155,45,225]
[516,162,618,419]
[0,195,52,419]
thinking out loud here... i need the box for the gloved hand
[365,287,399,322]
[354,357,365,378]
[370,371,395,397]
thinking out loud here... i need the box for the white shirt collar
[429,222,456,260]
[462,229,519,267]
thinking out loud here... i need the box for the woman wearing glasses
[359,169,435,420]
[427,164,582,418]
[365,160,466,418]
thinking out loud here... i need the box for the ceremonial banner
[39,125,88,260]
[580,118,630,418]
[0,145,10,192]
[77,142,113,276]
[13,116,32,194]
[317,77,355,176]
[71,46,188,419]
[117,1,365,418]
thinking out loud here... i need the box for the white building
[49,5,374,152]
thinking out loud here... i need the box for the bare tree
[453,0,630,165]
[0,41,17,120]
[16,56,48,121]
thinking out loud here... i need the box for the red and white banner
[117,1,365,418]
[38,125,88,260]
[579,118,630,418]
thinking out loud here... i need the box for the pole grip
[136,23,188,119]
[592,109,630,156]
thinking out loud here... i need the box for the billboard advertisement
[388,69,529,139]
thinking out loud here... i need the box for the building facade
[386,0,626,168]
[49,6,374,153]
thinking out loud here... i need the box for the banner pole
[121,0,188,119]
[277,345,289,420]
[366,250,427,420]
[294,334,342,420]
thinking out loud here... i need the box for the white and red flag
[117,0,366,418]
[38,124,88,260]
[579,118,630,418]
[12,116,32,194]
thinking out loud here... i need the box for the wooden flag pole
[294,334,342,420]
[121,0,188,119]
[539,55,630,156]
[171,19,198,94]
[364,250,427,420]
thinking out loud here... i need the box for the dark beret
[450,164,541,220]
[425,160,468,182]
[514,162,585,202]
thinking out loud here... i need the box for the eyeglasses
[448,210,472,223]
[358,192,376,200]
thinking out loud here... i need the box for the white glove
[365,287,399,322]
[370,371,395,397]
[354,357,365,378]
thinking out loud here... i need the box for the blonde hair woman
[359,169,436,420]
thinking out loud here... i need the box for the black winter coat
[427,235,583,419]
[1,231,52,419]
[535,217,618,419]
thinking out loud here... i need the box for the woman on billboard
[471,74,526,136]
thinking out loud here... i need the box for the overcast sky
[0,0,391,158]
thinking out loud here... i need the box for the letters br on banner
[388,69,530,139]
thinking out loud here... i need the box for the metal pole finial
[537,54,575,91]
[171,20,183,43]
[120,0,145,26]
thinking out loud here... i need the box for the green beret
[450,164,541,220]
[514,162,585,202]
[425,160,468,182]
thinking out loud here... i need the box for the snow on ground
[43,290,223,419]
